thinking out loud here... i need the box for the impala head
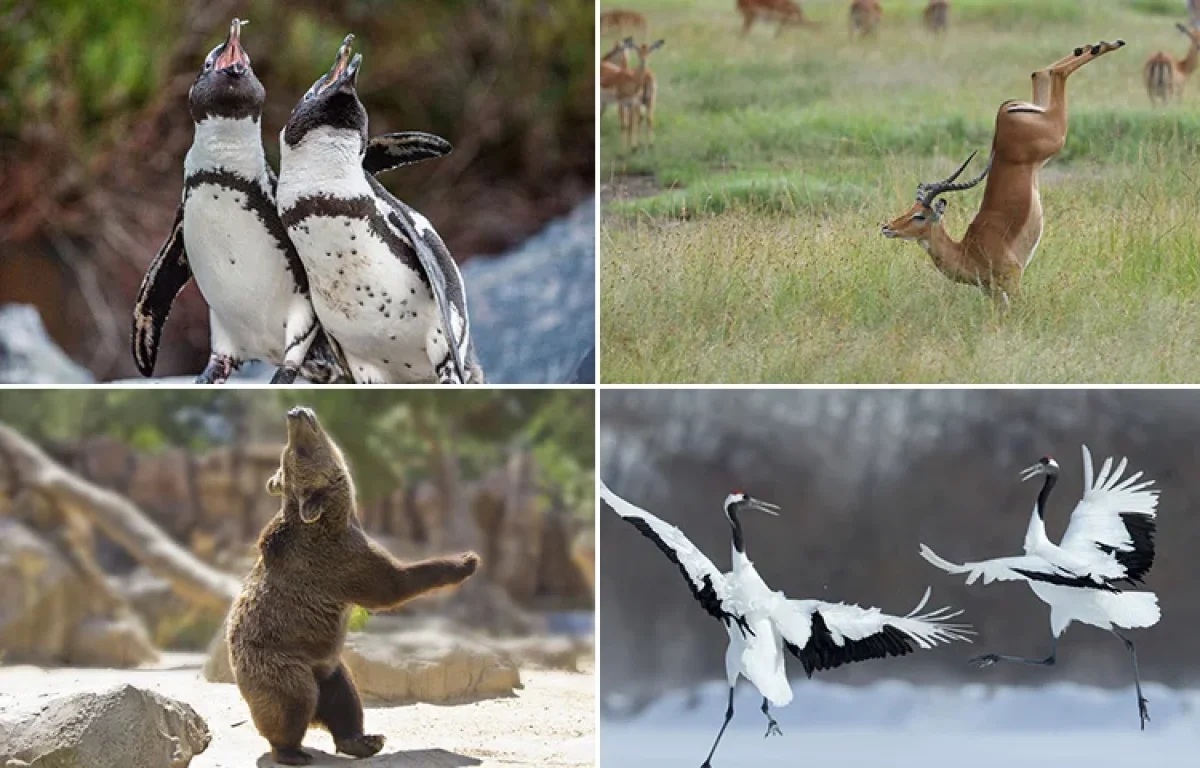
[283,33,366,150]
[881,151,991,242]
[189,19,264,122]
[1019,455,1060,483]
[603,37,634,65]
[634,39,666,65]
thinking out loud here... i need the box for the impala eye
[912,213,925,221]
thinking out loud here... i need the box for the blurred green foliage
[0,389,595,518]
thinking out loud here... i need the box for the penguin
[132,19,453,384]
[277,35,483,384]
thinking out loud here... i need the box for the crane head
[1019,455,1059,482]
[724,491,780,517]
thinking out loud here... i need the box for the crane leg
[969,636,1057,668]
[1112,629,1150,730]
[760,697,782,738]
[700,687,735,768]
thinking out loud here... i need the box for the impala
[882,41,1126,303]
[600,39,665,149]
[924,0,948,34]
[600,9,647,36]
[1144,24,1200,105]
[849,0,883,38]
[737,0,818,37]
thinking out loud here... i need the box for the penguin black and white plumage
[132,20,454,384]
[277,36,483,384]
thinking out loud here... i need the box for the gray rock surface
[0,519,157,668]
[343,630,522,704]
[0,304,93,384]
[0,684,210,768]
[463,199,595,384]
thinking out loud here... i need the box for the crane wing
[919,544,1120,591]
[1058,445,1158,584]
[600,482,743,628]
[773,587,972,678]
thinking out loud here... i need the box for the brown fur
[1144,24,1200,105]
[737,0,818,38]
[924,0,948,35]
[228,407,479,765]
[849,0,883,38]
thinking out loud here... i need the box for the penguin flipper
[132,204,192,377]
[363,131,452,176]
[385,207,469,384]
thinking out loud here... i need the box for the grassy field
[600,0,1200,383]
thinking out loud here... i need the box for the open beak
[1019,463,1046,482]
[745,497,780,516]
[214,18,250,76]
[310,34,361,98]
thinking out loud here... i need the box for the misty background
[600,389,1200,711]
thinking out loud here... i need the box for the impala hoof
[1074,46,1084,56]
[1091,44,1101,54]
[1116,39,1126,47]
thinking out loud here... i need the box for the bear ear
[266,468,284,497]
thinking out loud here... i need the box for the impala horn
[916,151,993,207]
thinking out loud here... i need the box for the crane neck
[726,506,745,554]
[1035,473,1057,520]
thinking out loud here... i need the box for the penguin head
[282,34,368,151]
[188,19,265,122]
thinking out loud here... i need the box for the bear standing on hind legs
[228,406,480,765]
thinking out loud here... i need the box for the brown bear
[227,406,479,765]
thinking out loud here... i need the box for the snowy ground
[602,680,1200,767]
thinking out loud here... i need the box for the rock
[201,626,233,684]
[343,631,521,704]
[126,449,196,538]
[0,684,209,768]
[115,569,223,652]
[0,519,157,668]
[0,304,93,384]
[463,199,595,384]
[494,635,590,672]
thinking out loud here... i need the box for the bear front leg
[314,663,385,758]
[338,543,479,611]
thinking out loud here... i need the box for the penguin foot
[196,355,238,384]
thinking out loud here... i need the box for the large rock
[0,684,209,768]
[344,630,521,704]
[0,304,93,384]
[206,627,522,704]
[0,519,157,668]
[462,199,594,384]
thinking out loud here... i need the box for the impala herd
[602,1,1197,302]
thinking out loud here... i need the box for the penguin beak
[215,18,250,76]
[310,34,360,98]
[745,497,780,516]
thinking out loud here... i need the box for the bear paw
[336,733,386,758]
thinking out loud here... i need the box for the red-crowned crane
[601,482,974,767]
[920,445,1160,729]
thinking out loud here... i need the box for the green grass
[601,0,1200,383]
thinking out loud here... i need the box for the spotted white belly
[287,215,448,383]
[183,187,303,363]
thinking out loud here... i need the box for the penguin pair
[132,20,480,384]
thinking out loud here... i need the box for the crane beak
[1018,463,1045,482]
[746,497,780,516]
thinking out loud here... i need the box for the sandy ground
[0,653,595,767]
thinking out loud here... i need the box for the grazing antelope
[849,0,883,38]
[1144,24,1200,105]
[737,0,819,38]
[601,9,647,36]
[601,39,665,149]
[924,0,948,34]
[881,41,1126,303]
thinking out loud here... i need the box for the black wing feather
[1098,513,1156,585]
[363,131,453,176]
[786,611,916,678]
[131,204,191,376]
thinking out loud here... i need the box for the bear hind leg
[241,661,318,765]
[314,663,385,758]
